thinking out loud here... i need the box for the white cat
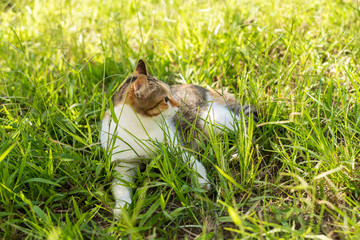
[101,60,256,217]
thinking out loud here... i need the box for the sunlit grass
[1,0,360,239]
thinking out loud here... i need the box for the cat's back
[170,84,240,114]
[170,84,209,114]
[170,84,257,147]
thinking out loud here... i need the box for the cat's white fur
[101,104,174,160]
[101,102,210,216]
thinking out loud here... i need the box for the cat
[100,60,257,217]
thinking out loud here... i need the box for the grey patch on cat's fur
[171,84,209,147]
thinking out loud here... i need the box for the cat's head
[113,60,180,119]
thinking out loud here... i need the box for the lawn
[1,0,360,239]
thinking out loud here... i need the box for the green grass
[1,0,360,239]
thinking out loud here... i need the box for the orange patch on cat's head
[119,60,179,118]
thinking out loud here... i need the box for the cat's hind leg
[202,102,257,134]
[202,102,239,133]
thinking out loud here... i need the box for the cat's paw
[113,208,123,219]
[198,177,211,191]
[113,200,130,219]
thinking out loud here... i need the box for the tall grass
[1,0,360,239]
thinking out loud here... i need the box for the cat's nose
[169,98,180,108]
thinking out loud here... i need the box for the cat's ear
[133,74,148,96]
[134,59,147,76]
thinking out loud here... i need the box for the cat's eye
[164,97,169,103]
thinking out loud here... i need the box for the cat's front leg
[182,152,210,190]
[112,161,137,218]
